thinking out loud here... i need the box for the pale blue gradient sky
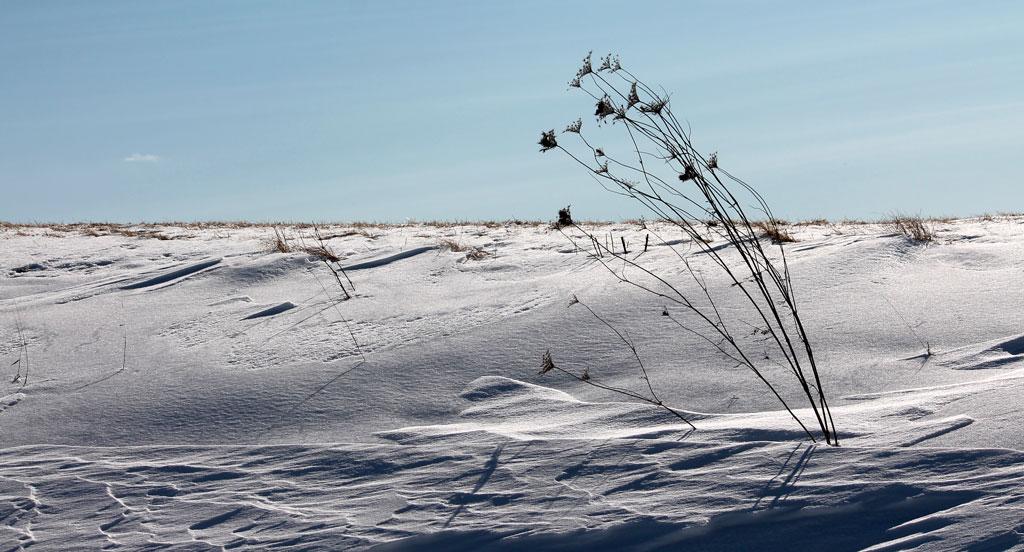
[1,1,1022,222]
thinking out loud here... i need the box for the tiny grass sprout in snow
[881,293,934,358]
[9,312,30,389]
[539,52,838,445]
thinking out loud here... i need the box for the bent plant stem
[570,226,817,443]
[543,55,837,444]
[571,296,663,405]
[543,350,696,430]
[72,301,129,391]
[15,311,29,390]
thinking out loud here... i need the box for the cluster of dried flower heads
[537,52,838,445]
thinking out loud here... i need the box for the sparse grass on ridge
[1,214,1023,238]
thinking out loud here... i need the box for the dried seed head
[639,96,668,115]
[579,51,593,75]
[627,82,640,108]
[539,130,558,152]
[569,51,594,88]
[594,162,608,175]
[540,350,556,375]
[580,367,591,381]
[708,152,718,169]
[595,148,605,157]
[598,53,621,72]
[568,294,579,307]
[595,96,616,120]
[564,118,582,134]
[662,306,670,316]
[678,164,699,182]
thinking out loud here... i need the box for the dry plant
[9,311,29,389]
[266,226,353,300]
[880,292,932,358]
[300,234,342,262]
[72,300,130,391]
[463,247,491,261]
[439,237,491,261]
[537,52,838,445]
[302,226,353,300]
[889,213,934,242]
[71,224,184,240]
[541,295,696,429]
[333,228,379,240]
[755,219,796,244]
[269,226,293,253]
[259,235,368,437]
[552,205,574,229]
[438,238,467,252]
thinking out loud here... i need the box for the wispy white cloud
[123,153,160,163]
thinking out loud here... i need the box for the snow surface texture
[2,219,1024,550]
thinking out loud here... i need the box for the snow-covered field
[2,218,1024,550]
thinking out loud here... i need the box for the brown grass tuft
[269,227,292,253]
[463,247,491,261]
[438,238,466,252]
[889,213,934,242]
[755,220,796,244]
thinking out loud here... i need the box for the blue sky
[1,1,1022,222]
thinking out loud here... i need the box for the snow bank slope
[4,372,1024,550]
[3,219,1023,448]
[2,219,1024,549]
